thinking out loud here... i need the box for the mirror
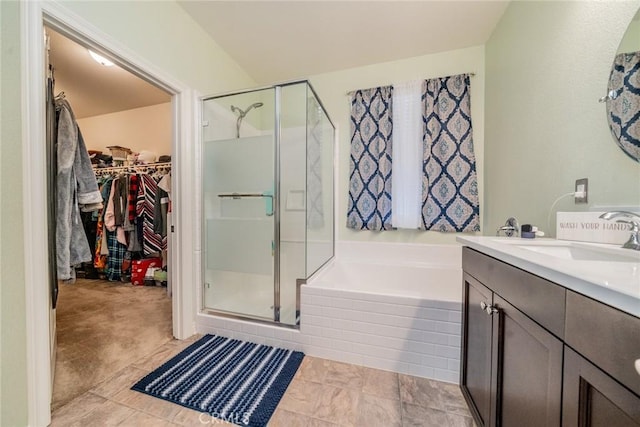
[605,8,640,162]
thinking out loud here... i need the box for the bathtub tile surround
[300,284,462,382]
[197,242,463,383]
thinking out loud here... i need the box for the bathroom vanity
[457,237,640,427]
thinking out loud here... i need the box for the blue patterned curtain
[606,51,640,161]
[421,74,479,232]
[347,86,393,230]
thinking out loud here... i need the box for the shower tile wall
[197,287,462,383]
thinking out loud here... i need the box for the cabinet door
[495,295,563,427]
[461,273,497,426]
[563,347,640,427]
[565,291,640,397]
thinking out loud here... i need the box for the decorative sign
[557,212,632,244]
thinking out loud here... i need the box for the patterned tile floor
[51,335,475,426]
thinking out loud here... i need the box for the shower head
[231,102,264,138]
[243,102,264,116]
[230,102,263,118]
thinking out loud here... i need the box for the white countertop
[457,236,640,318]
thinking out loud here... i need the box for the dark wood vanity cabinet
[462,274,496,426]
[461,247,640,427]
[563,347,640,426]
[461,252,563,427]
[496,294,563,426]
[563,290,640,426]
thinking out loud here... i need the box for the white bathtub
[309,260,461,302]
[301,242,463,382]
[196,242,463,383]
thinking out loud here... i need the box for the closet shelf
[93,162,171,175]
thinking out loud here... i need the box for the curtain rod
[346,72,476,96]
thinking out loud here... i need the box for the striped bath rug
[132,335,304,427]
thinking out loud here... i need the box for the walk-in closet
[46,26,175,410]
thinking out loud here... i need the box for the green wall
[485,0,640,236]
[1,1,28,425]
[0,1,255,425]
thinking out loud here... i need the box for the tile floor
[51,335,474,427]
[52,279,172,409]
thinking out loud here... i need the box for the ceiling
[47,27,171,119]
[178,1,510,84]
[47,1,509,118]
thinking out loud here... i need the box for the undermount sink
[514,242,640,263]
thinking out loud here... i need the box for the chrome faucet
[599,211,640,251]
[496,217,520,237]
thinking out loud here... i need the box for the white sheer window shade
[391,80,423,229]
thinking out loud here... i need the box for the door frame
[21,2,198,425]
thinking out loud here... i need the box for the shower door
[202,88,277,321]
[202,82,335,326]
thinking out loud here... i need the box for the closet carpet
[52,279,172,411]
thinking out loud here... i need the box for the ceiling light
[88,50,114,67]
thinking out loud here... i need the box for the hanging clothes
[127,174,143,253]
[94,177,112,271]
[154,175,169,237]
[55,97,103,280]
[89,166,171,281]
[46,71,59,307]
[105,229,127,281]
[136,173,166,256]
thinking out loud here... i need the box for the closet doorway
[46,26,175,410]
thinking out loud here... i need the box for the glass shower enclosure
[202,81,334,327]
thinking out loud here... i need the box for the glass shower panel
[202,88,276,320]
[306,87,335,275]
[278,83,308,325]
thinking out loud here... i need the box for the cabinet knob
[635,359,640,376]
[480,301,499,316]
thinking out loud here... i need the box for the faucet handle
[496,217,519,237]
[599,211,640,221]
[615,219,640,233]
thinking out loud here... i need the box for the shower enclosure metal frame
[200,80,336,328]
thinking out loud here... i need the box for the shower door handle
[218,192,271,198]
[218,192,274,216]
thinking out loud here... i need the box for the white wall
[310,45,485,244]
[485,1,640,237]
[77,102,172,156]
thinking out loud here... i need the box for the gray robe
[56,99,103,280]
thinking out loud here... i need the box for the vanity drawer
[565,290,640,397]
[462,247,566,339]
